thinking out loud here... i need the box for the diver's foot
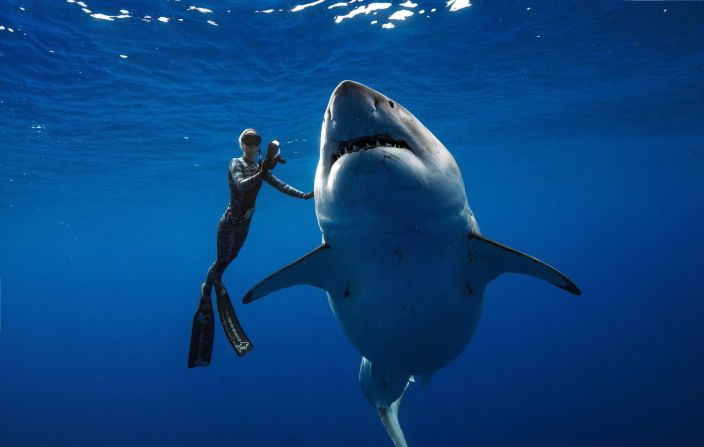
[214,282,253,358]
[188,286,215,368]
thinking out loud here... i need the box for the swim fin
[187,285,215,368]
[215,282,253,357]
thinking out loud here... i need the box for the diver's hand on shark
[303,191,314,200]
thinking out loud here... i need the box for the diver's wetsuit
[188,156,307,367]
[204,157,308,295]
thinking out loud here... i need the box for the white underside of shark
[243,80,580,447]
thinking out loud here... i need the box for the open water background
[1,1,703,446]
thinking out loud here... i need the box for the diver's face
[241,141,260,160]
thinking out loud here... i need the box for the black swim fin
[187,285,215,368]
[215,282,253,357]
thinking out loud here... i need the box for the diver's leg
[212,220,250,285]
[204,217,238,295]
[214,220,254,357]
[187,215,236,367]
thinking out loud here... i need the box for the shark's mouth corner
[330,134,412,167]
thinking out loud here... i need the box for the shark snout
[327,80,387,123]
[332,80,378,102]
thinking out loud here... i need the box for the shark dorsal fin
[243,243,333,304]
[468,233,581,295]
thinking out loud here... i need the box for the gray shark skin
[243,80,580,447]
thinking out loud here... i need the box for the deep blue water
[1,1,703,446]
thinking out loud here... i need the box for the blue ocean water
[1,1,703,445]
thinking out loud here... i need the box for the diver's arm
[232,159,265,191]
[264,172,311,199]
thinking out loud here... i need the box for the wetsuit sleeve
[232,159,264,191]
[264,172,308,199]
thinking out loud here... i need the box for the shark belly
[325,229,485,374]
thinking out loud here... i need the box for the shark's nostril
[327,107,332,120]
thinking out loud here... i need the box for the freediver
[188,128,313,367]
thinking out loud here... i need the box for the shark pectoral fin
[243,243,333,304]
[468,233,581,295]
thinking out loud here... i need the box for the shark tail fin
[243,244,332,304]
[359,358,411,447]
[468,233,581,295]
[379,397,409,447]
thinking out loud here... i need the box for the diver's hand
[303,191,314,200]
[260,156,277,172]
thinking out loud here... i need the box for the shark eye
[388,101,395,108]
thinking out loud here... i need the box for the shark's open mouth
[331,134,412,167]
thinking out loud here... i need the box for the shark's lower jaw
[330,134,411,167]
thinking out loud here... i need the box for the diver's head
[239,128,261,161]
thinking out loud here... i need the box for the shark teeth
[331,135,411,166]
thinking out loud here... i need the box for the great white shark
[243,80,581,446]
